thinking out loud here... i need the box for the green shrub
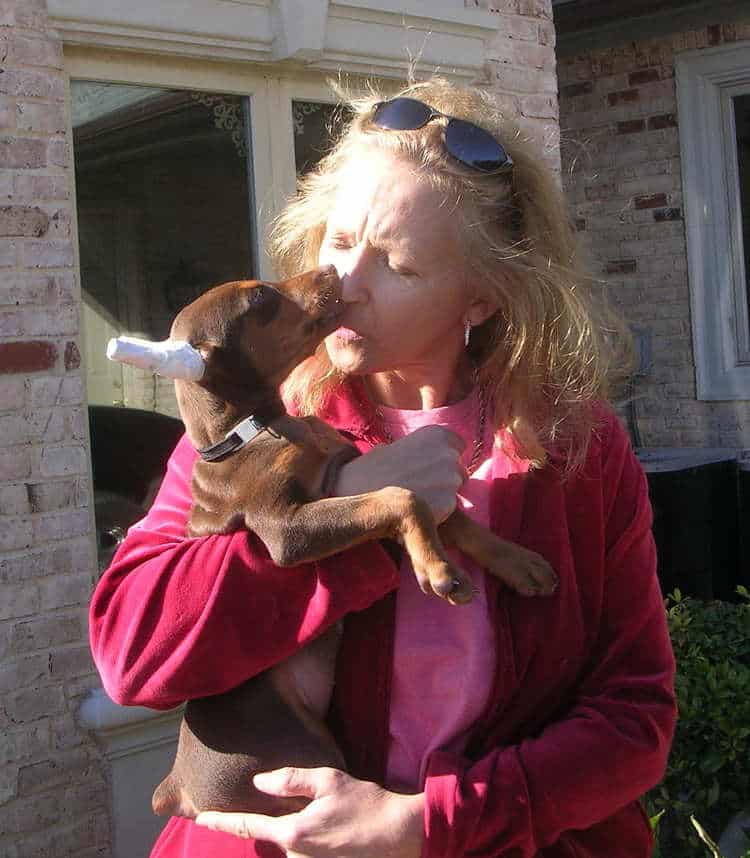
[647,588,750,856]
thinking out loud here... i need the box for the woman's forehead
[328,155,459,251]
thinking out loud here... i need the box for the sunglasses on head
[370,96,513,175]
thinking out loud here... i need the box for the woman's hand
[195,767,424,858]
[335,425,466,523]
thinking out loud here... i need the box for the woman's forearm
[90,437,399,709]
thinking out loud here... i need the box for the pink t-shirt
[380,388,500,792]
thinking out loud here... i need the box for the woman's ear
[465,296,499,328]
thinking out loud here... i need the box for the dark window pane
[292,100,350,174]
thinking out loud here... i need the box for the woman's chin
[325,336,368,375]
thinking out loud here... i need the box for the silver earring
[464,320,472,348]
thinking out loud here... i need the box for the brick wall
[0,1,110,856]
[468,0,560,169]
[558,16,750,448]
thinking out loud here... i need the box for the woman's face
[319,149,481,380]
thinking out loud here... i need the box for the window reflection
[292,100,350,175]
[71,81,254,416]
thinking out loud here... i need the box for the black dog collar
[198,414,269,463]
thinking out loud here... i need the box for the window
[71,81,256,417]
[677,43,750,399]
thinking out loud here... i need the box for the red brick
[0,274,55,306]
[634,193,668,209]
[607,89,639,107]
[0,341,57,373]
[617,119,645,135]
[48,645,94,680]
[0,205,49,237]
[0,136,47,169]
[559,81,592,98]
[5,685,66,724]
[585,181,616,201]
[18,749,91,797]
[606,260,637,274]
[7,34,63,70]
[629,69,660,86]
[63,340,80,370]
[647,113,677,130]
[10,613,82,655]
[0,69,63,100]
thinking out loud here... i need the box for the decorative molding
[49,0,499,80]
[272,0,328,61]
[676,41,750,400]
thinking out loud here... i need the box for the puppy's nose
[314,264,339,285]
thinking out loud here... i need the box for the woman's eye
[392,264,416,277]
[328,236,353,250]
[382,255,416,277]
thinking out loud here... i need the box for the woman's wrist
[388,790,425,858]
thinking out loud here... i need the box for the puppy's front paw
[487,545,557,597]
[413,560,474,605]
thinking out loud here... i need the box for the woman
[89,78,676,858]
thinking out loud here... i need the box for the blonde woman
[90,78,676,858]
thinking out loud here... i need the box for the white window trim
[676,41,750,400]
[49,0,500,81]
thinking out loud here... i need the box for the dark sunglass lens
[445,119,511,173]
[372,97,433,131]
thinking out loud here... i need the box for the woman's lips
[332,327,363,343]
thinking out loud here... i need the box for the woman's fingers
[253,766,338,799]
[195,810,286,842]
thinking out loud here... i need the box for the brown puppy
[111,265,556,820]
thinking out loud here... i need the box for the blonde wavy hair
[271,77,631,469]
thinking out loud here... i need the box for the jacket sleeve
[89,434,399,710]
[421,415,677,858]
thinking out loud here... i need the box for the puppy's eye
[250,285,268,305]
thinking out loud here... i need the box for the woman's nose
[339,249,370,304]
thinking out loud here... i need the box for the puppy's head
[172,265,342,402]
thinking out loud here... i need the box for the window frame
[676,41,750,400]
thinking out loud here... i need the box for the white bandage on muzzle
[106,336,206,381]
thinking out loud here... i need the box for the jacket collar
[316,378,382,445]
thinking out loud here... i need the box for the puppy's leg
[438,510,557,597]
[254,488,473,604]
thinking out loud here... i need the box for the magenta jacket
[89,385,676,858]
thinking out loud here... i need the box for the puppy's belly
[152,627,345,818]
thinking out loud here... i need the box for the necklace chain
[375,372,488,476]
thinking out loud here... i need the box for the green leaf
[650,809,666,830]
[699,752,725,775]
